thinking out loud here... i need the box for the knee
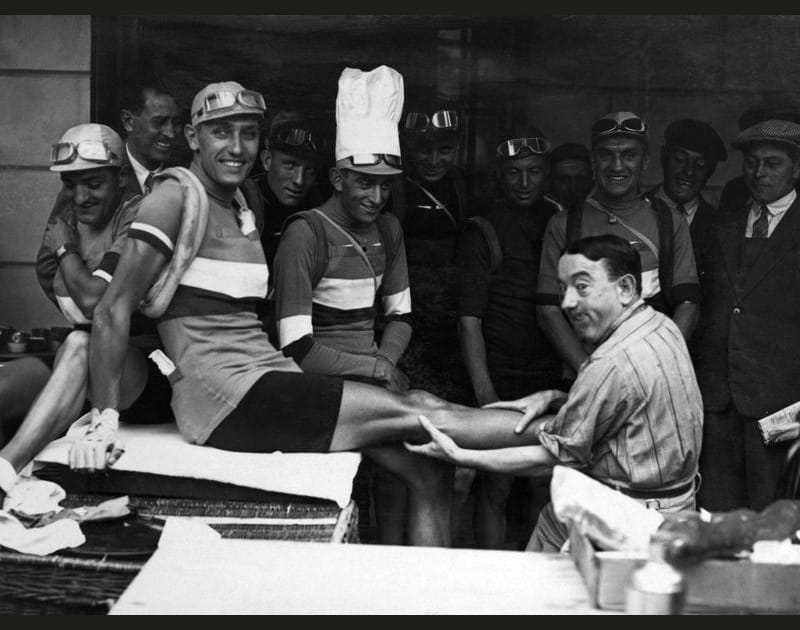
[404,388,449,409]
[57,331,90,364]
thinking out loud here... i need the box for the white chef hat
[335,65,404,176]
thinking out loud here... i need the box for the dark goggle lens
[404,110,459,131]
[497,136,551,157]
[349,154,402,167]
[430,109,459,129]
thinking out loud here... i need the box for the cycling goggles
[496,136,552,158]
[271,127,322,153]
[51,140,120,166]
[345,153,402,168]
[404,110,459,133]
[193,89,266,124]
[590,115,648,142]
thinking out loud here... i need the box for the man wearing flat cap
[536,111,701,377]
[695,119,800,512]
[650,119,727,334]
[719,100,800,214]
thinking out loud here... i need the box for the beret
[664,119,727,162]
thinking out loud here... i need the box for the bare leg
[0,358,51,446]
[473,472,514,550]
[368,456,407,545]
[0,331,91,471]
[364,444,453,547]
[0,332,148,473]
[329,382,540,452]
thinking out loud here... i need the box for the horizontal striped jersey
[126,175,299,444]
[274,209,411,356]
[538,301,702,491]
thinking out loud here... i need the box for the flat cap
[550,142,591,165]
[732,119,800,152]
[664,119,727,162]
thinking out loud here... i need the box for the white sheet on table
[33,423,361,508]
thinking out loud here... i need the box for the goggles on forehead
[591,116,648,139]
[271,128,322,152]
[404,109,459,133]
[51,140,119,166]
[194,89,266,120]
[496,136,552,158]
[346,154,402,168]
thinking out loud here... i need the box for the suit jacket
[694,197,800,418]
[120,147,145,203]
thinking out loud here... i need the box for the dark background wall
[4,14,800,328]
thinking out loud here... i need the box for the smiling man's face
[592,136,649,202]
[661,145,716,205]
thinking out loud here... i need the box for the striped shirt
[538,301,702,491]
[275,210,411,357]
[126,175,299,444]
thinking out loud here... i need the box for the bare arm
[458,315,498,405]
[89,238,168,410]
[671,301,699,342]
[405,415,558,477]
[536,304,588,372]
[57,253,114,319]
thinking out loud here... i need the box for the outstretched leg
[329,381,544,452]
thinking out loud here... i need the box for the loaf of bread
[656,500,800,564]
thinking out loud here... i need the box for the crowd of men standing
[1,71,799,552]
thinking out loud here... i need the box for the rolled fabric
[139,167,209,318]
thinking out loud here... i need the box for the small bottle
[625,536,687,615]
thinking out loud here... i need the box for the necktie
[144,171,156,195]
[752,204,770,239]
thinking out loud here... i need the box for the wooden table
[110,537,615,615]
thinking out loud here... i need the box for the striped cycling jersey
[275,210,411,356]
[127,182,268,321]
[125,175,299,444]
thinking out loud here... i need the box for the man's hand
[483,390,564,434]
[374,355,409,393]
[68,408,125,473]
[404,414,463,464]
[44,215,79,254]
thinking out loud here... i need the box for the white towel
[33,424,361,508]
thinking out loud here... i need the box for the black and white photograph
[0,13,799,615]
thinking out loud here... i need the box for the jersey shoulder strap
[565,202,583,250]
[466,215,503,273]
[281,209,329,288]
[649,195,675,303]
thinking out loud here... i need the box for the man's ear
[260,148,272,172]
[642,149,651,172]
[617,274,637,305]
[330,167,345,192]
[185,124,199,152]
[121,109,135,134]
